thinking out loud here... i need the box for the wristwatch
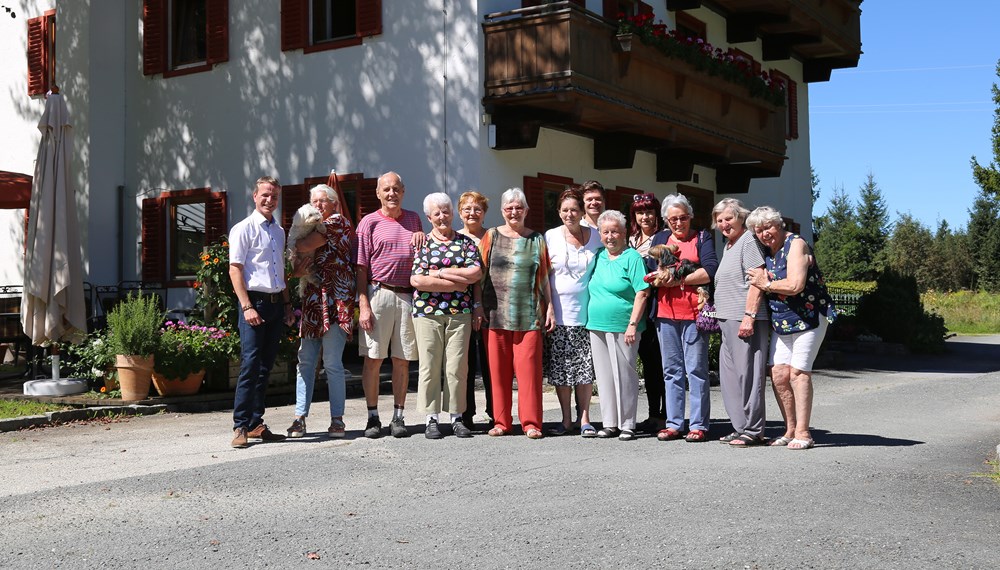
[242,304,253,312]
[744,311,757,318]
[628,321,638,327]
[472,301,482,309]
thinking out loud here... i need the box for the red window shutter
[358,177,380,218]
[602,0,619,18]
[141,197,167,282]
[281,0,307,51]
[204,191,228,245]
[26,16,48,96]
[206,0,229,64]
[143,0,166,76]
[281,184,308,234]
[523,175,546,232]
[357,0,382,38]
[787,78,799,140]
[639,1,653,15]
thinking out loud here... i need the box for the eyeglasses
[502,205,525,213]
[666,215,691,224]
[460,206,484,214]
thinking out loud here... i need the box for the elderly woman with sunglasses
[629,192,666,433]
[647,194,718,443]
[479,188,556,439]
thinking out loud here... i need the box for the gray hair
[309,184,337,202]
[661,193,693,219]
[711,198,750,230]
[597,209,627,233]
[746,206,785,230]
[377,171,404,189]
[500,187,528,210]
[422,192,453,216]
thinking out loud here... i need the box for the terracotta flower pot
[115,354,154,401]
[151,369,205,397]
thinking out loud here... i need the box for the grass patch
[973,460,1000,486]
[922,290,1000,334]
[0,399,69,420]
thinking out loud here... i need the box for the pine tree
[969,60,1000,290]
[855,172,889,280]
[813,187,864,280]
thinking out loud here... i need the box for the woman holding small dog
[711,198,770,447]
[286,184,356,439]
[648,194,718,443]
[746,206,836,451]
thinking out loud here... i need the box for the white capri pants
[768,317,829,372]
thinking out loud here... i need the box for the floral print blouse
[764,233,836,335]
[411,232,482,316]
[299,214,356,338]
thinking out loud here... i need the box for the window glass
[171,200,206,279]
[171,0,207,68]
[312,0,357,44]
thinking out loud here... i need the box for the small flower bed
[617,12,786,107]
[154,321,235,379]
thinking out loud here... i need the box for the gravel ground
[1,336,999,569]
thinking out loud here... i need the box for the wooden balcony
[666,0,863,82]
[483,4,787,189]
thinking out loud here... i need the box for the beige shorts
[359,284,417,361]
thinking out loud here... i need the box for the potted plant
[152,321,232,396]
[107,292,163,401]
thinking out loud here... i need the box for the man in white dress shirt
[228,176,295,448]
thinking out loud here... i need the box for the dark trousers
[639,321,665,419]
[463,328,493,422]
[233,298,283,430]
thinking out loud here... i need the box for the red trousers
[487,328,543,433]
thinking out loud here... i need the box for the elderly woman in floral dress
[410,192,483,439]
[286,184,355,438]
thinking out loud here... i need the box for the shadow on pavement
[822,336,1000,375]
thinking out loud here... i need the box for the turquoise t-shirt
[586,247,650,334]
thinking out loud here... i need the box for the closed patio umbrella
[20,92,87,390]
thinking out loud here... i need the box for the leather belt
[247,291,284,303]
[372,281,414,294]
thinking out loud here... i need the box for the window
[280,172,378,232]
[282,0,382,54]
[602,0,652,19]
[769,70,799,140]
[675,184,714,231]
[523,173,577,232]
[143,0,229,77]
[674,11,706,41]
[141,188,228,285]
[731,48,760,76]
[26,10,55,96]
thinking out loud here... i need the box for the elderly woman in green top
[587,210,651,441]
[479,187,555,439]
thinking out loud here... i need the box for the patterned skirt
[544,325,596,386]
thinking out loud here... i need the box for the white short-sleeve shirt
[229,209,286,293]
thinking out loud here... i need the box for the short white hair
[746,206,785,230]
[309,184,337,202]
[597,209,627,232]
[500,187,528,210]
[422,192,453,216]
[661,193,693,219]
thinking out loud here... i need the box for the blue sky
[808,0,1000,231]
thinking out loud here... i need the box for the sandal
[657,428,682,441]
[719,431,741,443]
[729,434,765,447]
[545,424,568,436]
[788,438,814,450]
[684,429,708,442]
[580,424,597,438]
[769,436,793,447]
[487,427,509,437]
[525,428,544,440]
[618,429,636,441]
[596,427,619,438]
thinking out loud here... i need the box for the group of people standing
[226,173,834,451]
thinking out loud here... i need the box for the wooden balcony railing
[483,3,788,189]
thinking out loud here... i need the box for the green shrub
[106,293,164,357]
[856,269,946,352]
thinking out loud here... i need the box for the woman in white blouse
[543,187,603,436]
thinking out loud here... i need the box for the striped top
[713,229,768,321]
[355,209,423,288]
[480,228,551,331]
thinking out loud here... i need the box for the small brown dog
[646,243,701,283]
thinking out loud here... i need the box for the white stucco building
[0,0,861,311]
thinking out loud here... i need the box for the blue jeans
[295,326,348,418]
[656,318,710,432]
[233,298,284,430]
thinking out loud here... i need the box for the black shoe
[364,416,383,439]
[390,417,409,438]
[452,420,473,438]
[425,419,443,440]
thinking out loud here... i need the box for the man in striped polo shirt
[356,171,425,438]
